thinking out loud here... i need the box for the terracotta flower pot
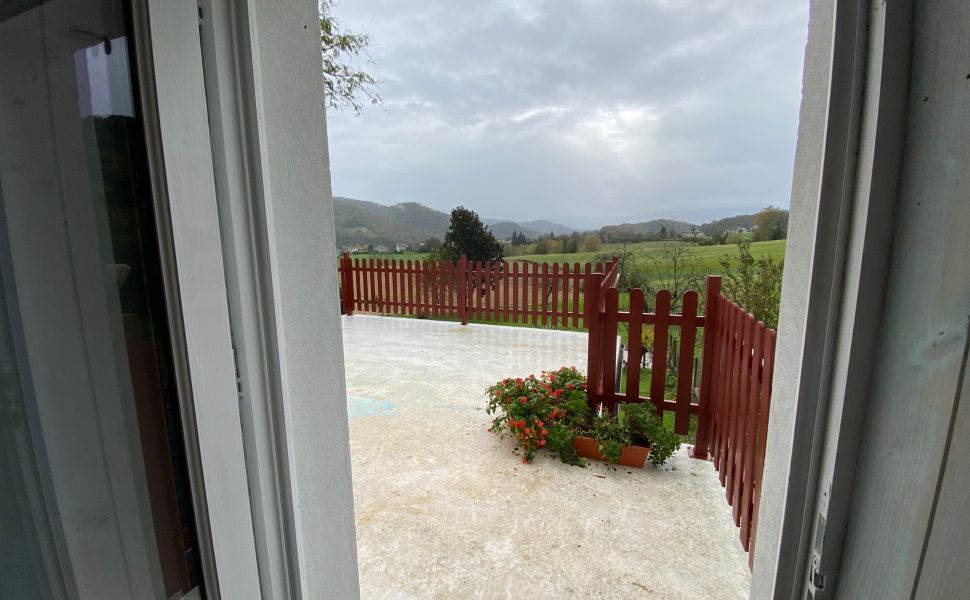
[572,436,651,468]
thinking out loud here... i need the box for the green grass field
[345,239,786,271]
[506,239,786,270]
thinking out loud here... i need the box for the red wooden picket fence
[338,253,618,329]
[698,294,776,565]
[585,275,716,435]
[585,274,776,563]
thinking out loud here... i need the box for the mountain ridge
[332,196,759,248]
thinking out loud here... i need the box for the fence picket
[362,258,366,312]
[540,263,549,327]
[551,263,560,328]
[448,260,456,318]
[370,258,377,312]
[713,295,729,464]
[376,258,383,313]
[493,261,501,322]
[602,287,620,413]
[749,329,775,567]
[650,290,671,415]
[716,301,737,472]
[482,260,491,320]
[733,314,756,523]
[401,260,410,315]
[570,263,580,328]
[726,305,743,495]
[439,260,447,317]
[502,262,510,322]
[727,314,753,514]
[351,258,360,312]
[740,321,764,550]
[531,262,539,326]
[675,290,698,435]
[626,288,645,403]
[581,264,592,328]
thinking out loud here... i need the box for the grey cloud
[327,0,808,227]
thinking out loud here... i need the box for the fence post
[584,271,603,410]
[341,252,354,316]
[691,274,721,459]
[457,254,468,325]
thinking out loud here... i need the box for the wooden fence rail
[338,253,618,329]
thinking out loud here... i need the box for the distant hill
[599,219,697,242]
[485,218,576,237]
[333,197,457,247]
[333,197,576,247]
[333,196,764,248]
[597,213,761,242]
[486,221,543,240]
[699,213,758,236]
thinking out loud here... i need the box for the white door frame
[131,1,263,597]
[752,0,914,597]
[195,0,361,597]
[133,0,360,598]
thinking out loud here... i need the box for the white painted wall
[198,0,361,597]
[247,1,361,594]
[750,0,835,595]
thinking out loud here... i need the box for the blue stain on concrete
[347,396,396,418]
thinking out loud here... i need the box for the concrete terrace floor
[342,315,751,599]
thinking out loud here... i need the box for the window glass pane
[0,1,204,598]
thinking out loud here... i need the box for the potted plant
[486,367,681,468]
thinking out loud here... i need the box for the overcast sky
[326,0,809,228]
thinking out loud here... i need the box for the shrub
[719,239,784,329]
[486,367,587,464]
[581,234,602,252]
[622,403,681,466]
[591,412,631,463]
[486,367,681,468]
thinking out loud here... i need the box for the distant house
[725,226,750,235]
[395,243,408,252]
[680,227,704,240]
[374,244,390,253]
